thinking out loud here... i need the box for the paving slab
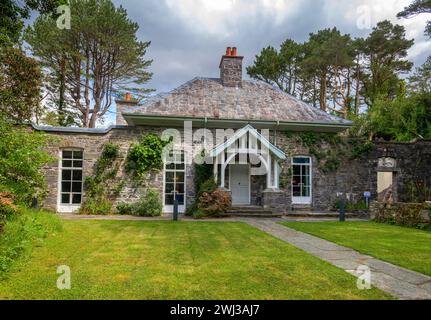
[244,218,431,300]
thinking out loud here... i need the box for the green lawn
[0,220,390,300]
[281,221,431,277]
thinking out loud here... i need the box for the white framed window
[58,149,84,213]
[163,151,186,213]
[291,156,312,205]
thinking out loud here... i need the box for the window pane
[303,166,310,176]
[72,170,82,181]
[302,187,311,197]
[292,176,301,186]
[166,172,174,183]
[72,194,82,204]
[166,163,175,170]
[175,172,185,183]
[175,163,185,170]
[72,182,82,193]
[293,165,301,175]
[175,183,184,194]
[61,182,71,193]
[302,175,311,187]
[73,160,83,168]
[62,160,73,168]
[293,157,310,164]
[165,183,174,194]
[165,194,174,205]
[61,193,70,204]
[62,150,73,159]
[292,186,301,196]
[73,151,83,159]
[62,170,72,181]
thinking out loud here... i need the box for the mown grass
[0,219,391,300]
[281,221,431,277]
[0,209,62,278]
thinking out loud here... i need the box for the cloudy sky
[113,0,430,94]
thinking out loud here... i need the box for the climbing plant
[126,134,170,177]
[285,132,373,174]
[80,142,121,215]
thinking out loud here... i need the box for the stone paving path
[245,219,431,300]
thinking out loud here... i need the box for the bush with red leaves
[197,188,232,217]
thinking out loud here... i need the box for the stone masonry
[37,122,431,214]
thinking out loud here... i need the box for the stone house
[33,47,431,214]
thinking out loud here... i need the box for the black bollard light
[173,199,179,221]
[339,197,346,222]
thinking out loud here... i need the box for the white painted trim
[229,163,251,206]
[57,148,84,214]
[162,151,186,214]
[291,156,312,205]
[209,125,286,160]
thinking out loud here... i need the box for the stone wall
[273,132,431,211]
[37,125,431,213]
[40,126,166,212]
[370,201,431,227]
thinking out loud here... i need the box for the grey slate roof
[122,77,352,125]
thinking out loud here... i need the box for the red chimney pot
[124,92,132,101]
[232,47,237,56]
[226,47,232,56]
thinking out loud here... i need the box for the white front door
[230,164,250,206]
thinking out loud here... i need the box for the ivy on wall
[80,134,171,215]
[80,143,121,215]
[126,134,170,177]
[281,132,374,177]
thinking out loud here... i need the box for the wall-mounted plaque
[378,157,397,169]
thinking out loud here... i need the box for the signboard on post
[364,191,371,208]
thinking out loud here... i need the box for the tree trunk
[319,71,327,111]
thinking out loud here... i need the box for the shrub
[80,195,112,215]
[132,189,162,217]
[192,210,206,219]
[0,191,19,222]
[334,199,368,212]
[0,120,54,205]
[116,202,133,215]
[185,178,218,216]
[197,188,232,217]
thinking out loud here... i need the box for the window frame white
[163,151,186,213]
[57,148,84,213]
[291,156,312,205]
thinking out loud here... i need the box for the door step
[291,204,312,211]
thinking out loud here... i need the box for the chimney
[115,92,137,126]
[219,46,243,88]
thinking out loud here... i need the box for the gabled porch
[208,125,288,212]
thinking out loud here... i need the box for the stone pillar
[262,189,288,214]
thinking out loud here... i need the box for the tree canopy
[397,0,431,37]
[26,0,153,127]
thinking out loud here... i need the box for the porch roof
[209,125,286,160]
